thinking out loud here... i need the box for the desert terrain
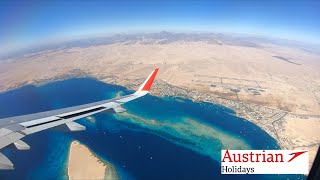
[0,32,319,167]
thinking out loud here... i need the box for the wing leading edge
[0,68,159,169]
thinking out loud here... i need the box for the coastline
[67,140,120,180]
[145,79,319,169]
[1,74,319,170]
[91,75,320,168]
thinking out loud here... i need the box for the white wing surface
[0,68,159,169]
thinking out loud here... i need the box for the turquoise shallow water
[0,78,305,180]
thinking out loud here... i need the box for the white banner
[221,150,309,174]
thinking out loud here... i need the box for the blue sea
[0,78,305,180]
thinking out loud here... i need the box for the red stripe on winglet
[142,68,159,91]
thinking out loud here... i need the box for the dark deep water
[0,78,305,180]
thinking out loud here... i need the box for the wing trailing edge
[0,68,159,170]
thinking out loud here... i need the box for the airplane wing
[0,68,159,169]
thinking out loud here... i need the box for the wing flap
[0,132,25,150]
[65,122,86,131]
[0,152,13,170]
[14,140,30,150]
[113,106,126,113]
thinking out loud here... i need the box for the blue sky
[0,0,319,54]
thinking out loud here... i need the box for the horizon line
[1,30,319,59]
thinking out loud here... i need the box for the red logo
[287,151,307,162]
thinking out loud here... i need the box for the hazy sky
[0,0,319,54]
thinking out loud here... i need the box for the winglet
[137,68,159,92]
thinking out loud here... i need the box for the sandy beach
[68,141,119,180]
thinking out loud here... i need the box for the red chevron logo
[287,151,307,162]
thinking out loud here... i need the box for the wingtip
[138,68,159,92]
